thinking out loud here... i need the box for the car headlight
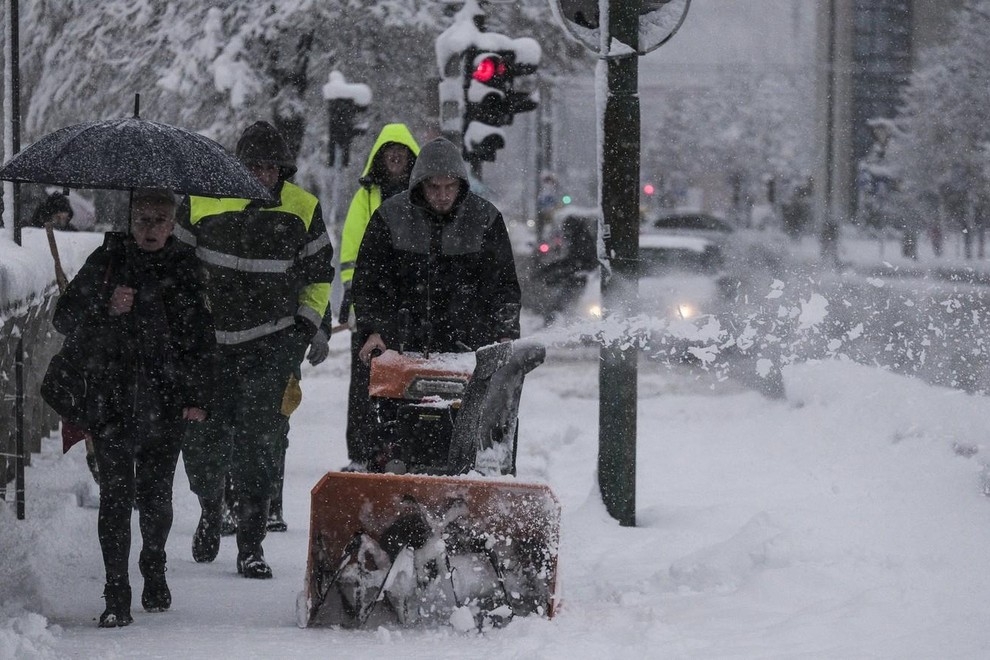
[674,302,699,319]
[587,303,603,319]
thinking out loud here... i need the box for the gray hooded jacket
[352,138,521,352]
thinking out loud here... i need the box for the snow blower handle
[398,308,411,354]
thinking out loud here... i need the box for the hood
[359,123,421,183]
[408,138,470,209]
[235,120,297,178]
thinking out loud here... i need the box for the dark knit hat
[235,121,297,178]
[41,192,73,219]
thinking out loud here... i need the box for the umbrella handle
[44,223,70,293]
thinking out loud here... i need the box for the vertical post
[15,337,25,519]
[598,1,639,527]
[3,0,22,244]
[10,0,20,245]
[328,146,343,238]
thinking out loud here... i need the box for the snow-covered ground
[4,308,990,658]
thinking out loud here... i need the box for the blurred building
[815,0,964,231]
[487,0,818,224]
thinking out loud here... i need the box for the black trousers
[346,330,373,462]
[93,417,183,585]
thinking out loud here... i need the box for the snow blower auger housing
[300,339,561,630]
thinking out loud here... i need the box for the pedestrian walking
[336,123,419,471]
[30,191,77,230]
[51,188,215,627]
[176,120,334,579]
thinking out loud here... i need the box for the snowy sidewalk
[5,338,990,658]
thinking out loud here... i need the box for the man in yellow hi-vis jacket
[175,121,334,579]
[336,123,419,471]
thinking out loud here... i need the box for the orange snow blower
[300,339,560,630]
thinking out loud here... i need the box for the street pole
[598,0,640,527]
[328,145,343,238]
[3,0,22,244]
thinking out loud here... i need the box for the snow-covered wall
[0,231,102,491]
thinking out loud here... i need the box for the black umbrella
[0,117,270,200]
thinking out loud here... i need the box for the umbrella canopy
[0,118,271,200]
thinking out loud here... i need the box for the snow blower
[299,339,560,631]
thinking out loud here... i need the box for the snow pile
[0,230,102,318]
[0,603,59,660]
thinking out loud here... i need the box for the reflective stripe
[196,246,294,273]
[189,196,250,225]
[173,223,197,246]
[296,304,322,329]
[339,260,356,272]
[188,183,317,228]
[299,232,331,258]
[215,317,295,344]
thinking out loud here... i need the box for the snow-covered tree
[887,0,990,235]
[3,0,583,197]
[641,69,813,219]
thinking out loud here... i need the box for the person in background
[31,191,76,230]
[51,189,215,627]
[535,172,560,241]
[176,121,334,579]
[352,137,521,468]
[335,123,419,472]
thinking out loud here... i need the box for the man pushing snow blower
[299,138,560,630]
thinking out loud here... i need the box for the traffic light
[323,70,371,168]
[327,99,367,167]
[462,48,540,163]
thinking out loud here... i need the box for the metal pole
[329,145,343,237]
[10,0,21,245]
[598,0,639,527]
[15,337,25,519]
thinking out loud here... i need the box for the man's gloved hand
[337,289,352,326]
[307,327,330,365]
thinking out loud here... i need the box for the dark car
[529,209,738,322]
[639,211,734,276]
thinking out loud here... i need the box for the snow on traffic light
[462,47,540,163]
[322,70,371,167]
[435,1,542,167]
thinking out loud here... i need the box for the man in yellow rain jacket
[336,123,419,471]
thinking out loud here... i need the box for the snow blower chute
[300,339,560,630]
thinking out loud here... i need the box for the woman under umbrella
[51,188,216,627]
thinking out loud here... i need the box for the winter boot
[141,571,171,612]
[139,549,171,612]
[192,493,223,563]
[98,579,133,628]
[236,551,274,579]
[266,497,287,533]
[236,495,273,579]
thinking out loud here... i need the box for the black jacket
[52,233,216,432]
[352,138,521,353]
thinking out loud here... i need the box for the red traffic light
[643,184,655,195]
[473,56,508,83]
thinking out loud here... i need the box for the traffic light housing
[327,99,367,167]
[461,47,539,163]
